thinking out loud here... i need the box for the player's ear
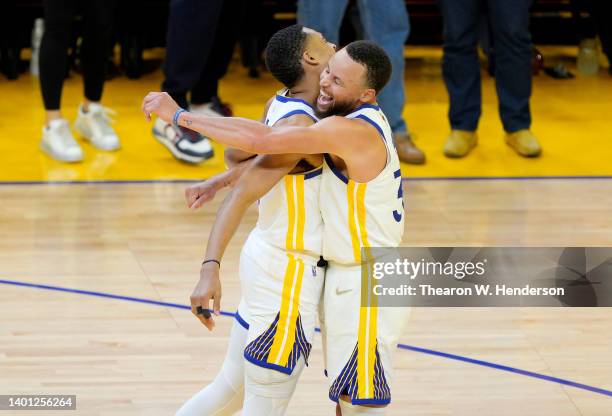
[359,88,376,103]
[303,50,319,67]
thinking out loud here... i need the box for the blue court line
[1,278,611,399]
[1,175,612,186]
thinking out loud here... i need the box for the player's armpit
[231,153,303,203]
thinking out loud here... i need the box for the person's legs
[487,0,541,157]
[358,0,409,134]
[190,0,246,113]
[338,400,387,415]
[438,0,482,132]
[162,0,224,109]
[80,0,117,107]
[297,0,349,45]
[176,318,247,416]
[72,0,121,151]
[38,0,84,162]
[39,0,76,118]
[242,359,304,416]
[487,0,532,133]
[154,0,221,164]
[357,0,425,163]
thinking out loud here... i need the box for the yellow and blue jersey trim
[329,341,391,405]
[243,311,312,375]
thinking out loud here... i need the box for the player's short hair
[265,24,308,88]
[345,40,392,93]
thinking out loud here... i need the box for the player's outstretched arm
[189,153,304,331]
[142,92,365,157]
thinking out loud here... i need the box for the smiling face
[316,48,373,118]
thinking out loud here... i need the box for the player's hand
[190,262,222,331]
[185,181,219,210]
[142,91,181,123]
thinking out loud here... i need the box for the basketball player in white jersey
[143,40,408,415]
[174,25,336,416]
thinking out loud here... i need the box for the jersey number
[393,169,404,222]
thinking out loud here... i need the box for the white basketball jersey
[243,90,323,266]
[320,103,405,265]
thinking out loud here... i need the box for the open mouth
[317,91,334,110]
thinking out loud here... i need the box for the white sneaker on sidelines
[74,103,121,151]
[152,117,214,164]
[189,97,233,117]
[190,104,223,118]
[40,118,84,162]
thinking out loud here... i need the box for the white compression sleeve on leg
[242,389,291,416]
[241,357,305,416]
[175,319,247,416]
[338,399,387,416]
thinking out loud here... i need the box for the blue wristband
[173,108,187,127]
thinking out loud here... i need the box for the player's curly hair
[345,40,392,93]
[265,24,308,88]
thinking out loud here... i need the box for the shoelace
[90,105,117,136]
[56,121,78,148]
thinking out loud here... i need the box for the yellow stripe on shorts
[353,182,378,400]
[268,254,305,366]
[347,180,361,262]
[295,175,305,251]
[285,176,296,250]
[268,173,308,367]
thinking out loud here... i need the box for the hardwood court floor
[1,179,611,415]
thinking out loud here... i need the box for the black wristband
[202,259,221,268]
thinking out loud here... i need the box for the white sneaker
[189,97,233,117]
[152,117,214,164]
[74,103,121,151]
[40,119,84,162]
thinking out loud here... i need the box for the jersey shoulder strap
[346,103,395,163]
[265,88,319,126]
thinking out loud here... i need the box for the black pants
[438,0,533,132]
[39,0,117,110]
[162,0,246,109]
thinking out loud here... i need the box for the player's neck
[287,76,319,107]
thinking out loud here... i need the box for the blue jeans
[298,0,410,134]
[438,0,533,132]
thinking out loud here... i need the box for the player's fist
[185,181,219,210]
[142,91,180,124]
[190,262,222,331]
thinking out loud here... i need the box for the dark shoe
[393,132,425,164]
